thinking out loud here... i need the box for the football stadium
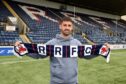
[0,0,126,84]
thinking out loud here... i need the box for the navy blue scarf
[14,43,110,63]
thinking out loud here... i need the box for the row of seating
[7,1,126,44]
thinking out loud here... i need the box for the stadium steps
[81,33,95,45]
[102,29,112,36]
[103,28,118,37]
[20,35,31,43]
[2,0,32,43]
[74,24,94,44]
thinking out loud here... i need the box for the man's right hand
[15,41,21,46]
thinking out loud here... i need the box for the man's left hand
[104,43,110,49]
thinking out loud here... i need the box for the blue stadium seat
[7,1,126,44]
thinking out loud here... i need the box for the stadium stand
[0,1,21,46]
[4,1,126,44]
[7,1,87,44]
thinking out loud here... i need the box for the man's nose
[64,27,70,31]
[65,26,69,29]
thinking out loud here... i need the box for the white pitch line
[0,58,21,62]
[0,60,38,65]
[0,59,48,65]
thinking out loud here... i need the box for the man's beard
[62,29,72,36]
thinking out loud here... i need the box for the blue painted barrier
[0,46,14,56]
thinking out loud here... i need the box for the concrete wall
[13,0,120,19]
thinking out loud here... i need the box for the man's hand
[104,43,110,49]
[15,41,21,46]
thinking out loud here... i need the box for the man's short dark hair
[59,17,73,25]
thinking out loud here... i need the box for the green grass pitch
[0,49,126,84]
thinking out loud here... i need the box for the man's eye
[63,24,67,26]
[63,24,71,27]
[68,25,71,27]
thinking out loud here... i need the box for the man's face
[59,21,73,36]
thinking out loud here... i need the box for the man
[15,17,110,84]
